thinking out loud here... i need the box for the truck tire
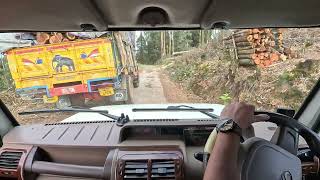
[56,95,71,109]
[70,94,86,107]
[133,76,139,88]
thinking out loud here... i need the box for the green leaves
[219,93,231,105]
[136,32,161,64]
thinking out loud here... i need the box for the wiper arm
[19,108,129,126]
[132,105,219,119]
[167,105,220,119]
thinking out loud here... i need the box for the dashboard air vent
[151,160,175,179]
[0,151,23,170]
[124,161,148,179]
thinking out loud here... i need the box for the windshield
[0,29,319,125]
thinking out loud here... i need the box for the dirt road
[132,65,203,104]
[132,65,167,104]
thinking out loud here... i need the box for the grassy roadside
[161,43,320,111]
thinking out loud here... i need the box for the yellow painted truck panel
[6,33,139,106]
[7,38,117,89]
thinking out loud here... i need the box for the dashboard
[0,119,319,180]
[0,119,218,180]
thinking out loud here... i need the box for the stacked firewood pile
[35,32,79,45]
[224,28,289,68]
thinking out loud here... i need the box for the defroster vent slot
[0,151,23,170]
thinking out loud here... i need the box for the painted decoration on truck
[80,48,100,63]
[22,58,43,65]
[52,55,75,73]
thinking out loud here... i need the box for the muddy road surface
[132,65,167,104]
[132,65,203,104]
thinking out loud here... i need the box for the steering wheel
[239,111,320,180]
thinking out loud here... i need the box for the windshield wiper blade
[19,108,110,114]
[168,105,219,119]
[132,105,219,119]
[19,108,129,126]
[132,108,214,112]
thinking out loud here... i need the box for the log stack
[225,28,288,68]
[36,32,81,45]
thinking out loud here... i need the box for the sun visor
[0,0,107,31]
[201,0,320,28]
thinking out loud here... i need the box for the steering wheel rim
[254,111,320,156]
[237,111,320,180]
[238,111,320,180]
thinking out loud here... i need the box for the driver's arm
[203,102,269,180]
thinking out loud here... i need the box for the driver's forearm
[203,133,240,180]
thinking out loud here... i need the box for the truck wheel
[133,76,139,88]
[70,94,86,107]
[56,95,71,109]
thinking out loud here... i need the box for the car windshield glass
[0,29,319,125]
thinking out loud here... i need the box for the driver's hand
[220,102,269,129]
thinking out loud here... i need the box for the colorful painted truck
[6,32,139,108]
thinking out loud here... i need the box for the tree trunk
[233,32,252,38]
[36,32,50,45]
[168,31,172,55]
[238,54,252,59]
[236,42,252,47]
[49,34,62,44]
[200,30,205,46]
[238,59,255,66]
[237,46,253,50]
[237,49,255,55]
[66,32,76,40]
[234,36,249,42]
[205,30,212,43]
[160,31,165,58]
[233,29,252,35]
[172,31,175,54]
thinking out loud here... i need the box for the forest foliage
[136,30,218,64]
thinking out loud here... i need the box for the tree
[136,32,161,64]
[136,30,212,63]
[200,30,205,46]
[160,31,166,58]
[173,31,192,52]
[164,31,175,55]
[189,31,200,47]
[144,31,161,64]
[136,34,147,64]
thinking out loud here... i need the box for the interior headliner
[0,0,319,31]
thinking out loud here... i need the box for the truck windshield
[0,29,319,124]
